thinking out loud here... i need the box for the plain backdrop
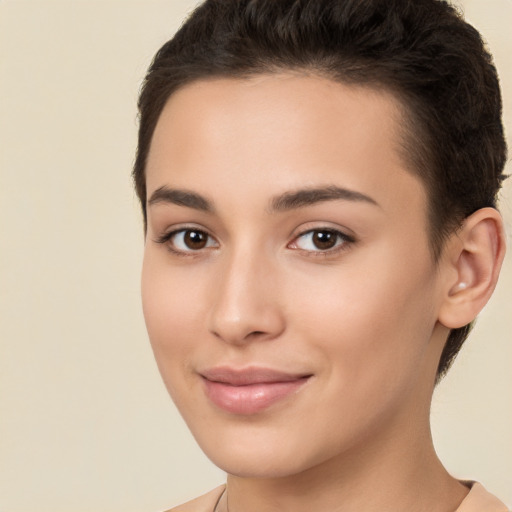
[0,1,510,511]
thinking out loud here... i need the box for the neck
[222,426,467,512]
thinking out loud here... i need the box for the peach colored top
[166,482,510,512]
[456,483,509,512]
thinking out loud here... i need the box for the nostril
[208,285,286,344]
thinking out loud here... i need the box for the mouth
[200,367,312,415]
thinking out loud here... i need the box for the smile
[200,367,312,415]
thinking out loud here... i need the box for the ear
[438,207,506,329]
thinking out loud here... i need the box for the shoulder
[164,485,226,512]
[456,482,510,512]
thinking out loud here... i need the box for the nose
[207,249,286,345]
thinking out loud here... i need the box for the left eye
[166,229,218,252]
[290,229,351,252]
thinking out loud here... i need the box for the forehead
[146,73,427,222]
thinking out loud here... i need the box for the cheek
[288,255,438,388]
[281,267,437,457]
[141,252,203,385]
[142,249,207,331]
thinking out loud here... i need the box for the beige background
[0,1,510,511]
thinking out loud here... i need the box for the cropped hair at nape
[134,0,508,380]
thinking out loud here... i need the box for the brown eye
[183,230,209,250]
[311,230,338,250]
[159,228,219,253]
[290,228,353,253]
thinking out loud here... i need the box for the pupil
[313,230,337,250]
[185,230,207,249]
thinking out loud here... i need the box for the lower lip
[202,377,310,415]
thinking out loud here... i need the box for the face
[141,74,450,478]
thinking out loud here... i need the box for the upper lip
[200,366,312,386]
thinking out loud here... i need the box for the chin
[193,426,329,479]
[208,451,311,479]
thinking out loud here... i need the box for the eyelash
[154,227,355,258]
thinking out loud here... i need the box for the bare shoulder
[164,485,225,512]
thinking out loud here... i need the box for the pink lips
[200,367,311,415]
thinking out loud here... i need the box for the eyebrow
[148,186,214,212]
[269,185,379,212]
[147,184,379,214]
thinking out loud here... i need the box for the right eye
[156,228,219,254]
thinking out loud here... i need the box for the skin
[141,74,498,512]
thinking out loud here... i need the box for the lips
[200,367,311,415]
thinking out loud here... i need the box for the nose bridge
[208,240,284,344]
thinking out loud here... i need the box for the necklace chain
[213,487,228,512]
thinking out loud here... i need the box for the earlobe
[438,207,506,329]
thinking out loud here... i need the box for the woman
[134,1,509,511]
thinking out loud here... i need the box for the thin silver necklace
[213,487,227,512]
